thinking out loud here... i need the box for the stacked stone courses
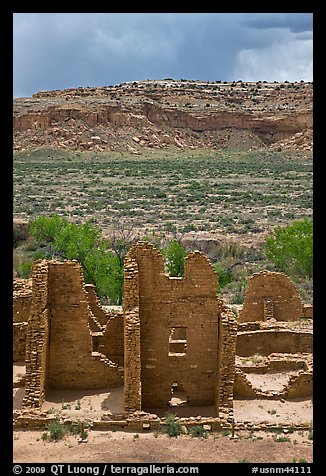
[124,242,237,415]
[238,270,304,322]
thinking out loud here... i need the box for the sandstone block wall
[23,260,123,408]
[85,284,110,326]
[46,261,122,389]
[23,262,50,408]
[124,242,237,414]
[13,322,28,361]
[302,304,313,319]
[236,329,312,357]
[13,279,32,323]
[97,313,124,366]
[238,271,303,322]
[124,258,141,412]
[217,309,238,413]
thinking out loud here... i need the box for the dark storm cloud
[13,13,313,98]
[240,13,313,33]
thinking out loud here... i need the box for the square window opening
[169,327,187,356]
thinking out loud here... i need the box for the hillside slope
[13,79,313,153]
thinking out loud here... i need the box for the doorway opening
[168,381,188,407]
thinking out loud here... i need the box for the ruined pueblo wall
[124,257,141,412]
[46,261,122,389]
[23,262,50,407]
[13,279,32,323]
[217,309,238,414]
[236,329,312,357]
[85,284,110,327]
[23,260,123,408]
[124,242,235,411]
[238,271,303,322]
[13,322,28,361]
[13,280,32,361]
[97,314,124,367]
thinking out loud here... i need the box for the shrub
[274,436,291,442]
[17,261,32,278]
[231,281,247,304]
[47,420,67,440]
[161,414,182,437]
[28,214,124,304]
[213,263,233,291]
[188,425,208,439]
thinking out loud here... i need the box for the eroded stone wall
[124,242,237,414]
[46,261,122,389]
[85,284,110,326]
[238,271,303,322]
[236,329,312,357]
[13,279,32,323]
[23,260,123,407]
[96,313,124,367]
[23,262,50,407]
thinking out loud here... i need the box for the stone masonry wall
[238,271,303,322]
[85,284,110,327]
[23,262,50,408]
[13,280,32,361]
[124,257,141,412]
[217,309,238,416]
[13,322,28,361]
[97,313,124,367]
[46,261,123,389]
[13,279,32,323]
[124,242,237,414]
[23,260,123,408]
[236,329,312,357]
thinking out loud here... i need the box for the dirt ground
[13,428,313,464]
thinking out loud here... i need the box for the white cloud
[235,36,313,82]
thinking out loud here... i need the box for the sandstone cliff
[13,79,313,153]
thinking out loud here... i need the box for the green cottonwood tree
[264,218,313,279]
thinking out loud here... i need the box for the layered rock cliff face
[13,79,313,152]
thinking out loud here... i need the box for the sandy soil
[13,428,313,464]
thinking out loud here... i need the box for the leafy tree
[29,214,68,244]
[53,222,101,277]
[28,215,124,304]
[213,263,233,291]
[162,240,187,277]
[83,248,124,305]
[264,218,313,279]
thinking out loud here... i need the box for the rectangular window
[168,327,187,356]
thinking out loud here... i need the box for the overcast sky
[13,13,313,98]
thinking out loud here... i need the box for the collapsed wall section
[85,284,110,327]
[238,271,303,322]
[95,313,124,367]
